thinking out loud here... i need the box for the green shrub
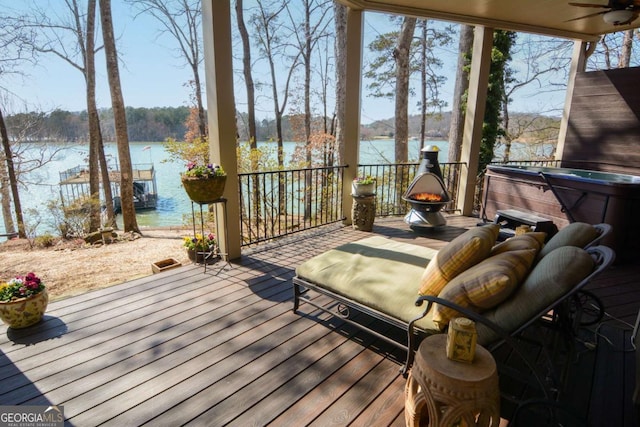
[34,233,56,248]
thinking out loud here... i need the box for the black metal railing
[238,166,346,246]
[237,160,575,246]
[358,162,466,217]
[238,162,466,246]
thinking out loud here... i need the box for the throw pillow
[490,232,547,256]
[476,245,595,344]
[418,224,500,296]
[538,222,598,259]
[432,248,537,329]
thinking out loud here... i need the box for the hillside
[360,112,561,143]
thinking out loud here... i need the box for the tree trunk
[0,175,15,235]
[236,0,261,230]
[87,0,115,229]
[304,1,313,220]
[419,20,427,149]
[236,0,257,157]
[0,141,16,236]
[0,107,25,238]
[334,3,347,166]
[192,64,207,140]
[98,136,116,228]
[86,0,101,232]
[393,17,416,164]
[448,25,473,164]
[619,29,634,68]
[99,0,139,233]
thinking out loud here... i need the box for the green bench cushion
[295,236,440,331]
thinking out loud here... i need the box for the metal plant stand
[190,198,230,273]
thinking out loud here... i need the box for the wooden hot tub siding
[482,167,640,263]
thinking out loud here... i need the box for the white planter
[352,182,375,196]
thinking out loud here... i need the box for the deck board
[0,215,638,426]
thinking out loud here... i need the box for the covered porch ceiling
[338,0,640,41]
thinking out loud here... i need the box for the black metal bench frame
[293,244,615,406]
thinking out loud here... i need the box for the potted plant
[0,272,48,329]
[180,162,227,204]
[352,176,376,196]
[183,233,218,263]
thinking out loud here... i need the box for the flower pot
[352,182,375,196]
[187,249,220,264]
[181,175,227,204]
[151,258,182,274]
[0,289,48,329]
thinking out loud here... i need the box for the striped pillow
[490,232,547,257]
[418,224,500,296]
[432,248,537,330]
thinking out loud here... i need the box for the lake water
[1,137,551,237]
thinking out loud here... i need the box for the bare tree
[1,108,69,234]
[9,0,115,232]
[99,0,139,233]
[592,30,640,69]
[414,20,452,149]
[333,3,347,165]
[284,0,332,151]
[129,0,206,140]
[0,108,24,237]
[500,34,570,162]
[87,0,116,230]
[0,12,38,238]
[393,17,416,164]
[86,0,117,230]
[619,29,635,67]
[284,0,332,219]
[448,25,473,164]
[252,0,299,170]
[366,18,451,162]
[236,0,257,156]
[236,0,263,229]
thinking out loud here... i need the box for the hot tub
[483,165,640,262]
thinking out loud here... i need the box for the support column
[202,0,241,259]
[556,40,593,161]
[457,26,493,216]
[342,8,363,225]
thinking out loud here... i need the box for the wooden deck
[0,215,638,426]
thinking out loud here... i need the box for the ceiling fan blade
[565,10,608,21]
[568,2,610,8]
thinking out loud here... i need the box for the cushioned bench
[293,222,614,377]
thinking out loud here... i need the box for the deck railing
[238,166,346,246]
[238,162,466,246]
[238,159,564,246]
[358,162,466,217]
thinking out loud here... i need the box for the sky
[2,1,195,113]
[1,1,568,125]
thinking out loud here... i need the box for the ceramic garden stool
[351,194,376,231]
[404,334,500,427]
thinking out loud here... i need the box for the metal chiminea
[402,145,450,228]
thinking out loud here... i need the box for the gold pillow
[490,232,547,256]
[432,248,537,330]
[418,224,500,296]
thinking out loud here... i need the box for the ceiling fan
[568,0,640,25]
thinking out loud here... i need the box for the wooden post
[457,26,493,216]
